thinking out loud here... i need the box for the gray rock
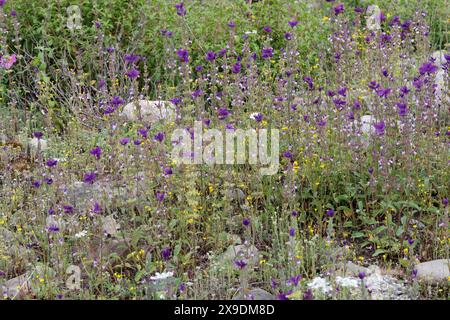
[102,215,120,237]
[1,274,31,299]
[121,100,176,123]
[415,259,449,283]
[233,288,275,300]
[221,244,259,267]
[28,137,48,152]
[225,188,245,202]
[344,261,369,277]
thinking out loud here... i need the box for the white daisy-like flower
[75,230,87,238]
[307,277,332,293]
[150,271,174,281]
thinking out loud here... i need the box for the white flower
[150,271,174,281]
[335,276,359,288]
[307,277,332,293]
[75,230,87,238]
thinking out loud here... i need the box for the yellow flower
[322,16,329,22]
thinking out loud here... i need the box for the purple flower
[124,53,140,64]
[119,137,130,146]
[164,167,173,175]
[63,205,74,214]
[191,89,203,98]
[243,218,250,226]
[253,113,263,122]
[377,87,392,98]
[45,178,53,185]
[333,98,347,108]
[0,1,6,8]
[401,20,412,32]
[175,2,186,16]
[32,180,41,188]
[33,132,43,139]
[317,120,327,127]
[289,275,302,286]
[277,292,290,300]
[358,272,366,280]
[292,210,298,217]
[262,47,274,59]
[154,132,165,142]
[289,228,295,237]
[46,225,60,233]
[205,51,216,61]
[303,289,314,300]
[156,192,165,202]
[234,260,247,269]
[354,6,363,14]
[10,10,16,17]
[419,61,438,75]
[353,99,361,110]
[46,158,58,167]
[326,209,335,217]
[381,34,393,44]
[176,49,189,63]
[227,21,236,28]
[218,49,227,57]
[399,86,410,97]
[412,78,423,90]
[138,128,148,138]
[284,32,292,40]
[126,68,140,79]
[263,26,272,33]
[338,87,347,97]
[162,247,171,261]
[90,146,102,160]
[443,198,449,206]
[110,96,124,107]
[396,102,408,117]
[334,3,344,16]
[92,202,101,214]
[373,121,386,136]
[170,97,182,105]
[283,151,293,159]
[195,65,203,72]
[231,62,241,74]
[83,172,97,184]
[389,15,400,26]
[368,81,380,90]
[217,108,230,120]
[288,19,298,28]
[303,77,314,90]
[347,111,355,121]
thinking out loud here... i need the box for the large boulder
[414,259,449,283]
[121,100,176,123]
